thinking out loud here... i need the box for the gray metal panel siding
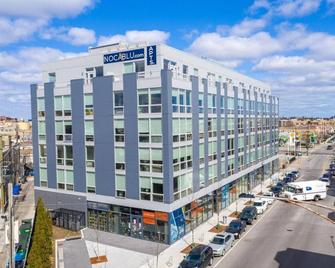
[161,69,174,203]
[44,82,57,189]
[71,79,86,193]
[233,86,238,173]
[269,96,273,156]
[261,94,265,159]
[247,90,251,165]
[243,89,247,167]
[191,76,200,192]
[216,82,221,180]
[202,79,209,186]
[30,84,40,187]
[93,76,115,196]
[123,73,139,200]
[254,92,258,161]
[224,84,228,176]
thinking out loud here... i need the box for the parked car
[276,181,286,188]
[208,233,235,257]
[327,145,333,150]
[179,245,213,268]
[238,192,255,199]
[270,186,283,197]
[261,192,275,205]
[253,199,268,214]
[289,170,300,179]
[320,177,330,187]
[226,219,246,239]
[240,206,257,224]
[283,176,294,184]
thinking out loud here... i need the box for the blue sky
[0,0,335,118]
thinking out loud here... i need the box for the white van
[284,180,327,201]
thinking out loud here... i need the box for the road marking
[213,201,278,268]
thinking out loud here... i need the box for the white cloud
[0,0,96,19]
[188,32,281,62]
[249,0,271,13]
[276,23,335,60]
[0,17,47,45]
[183,29,200,41]
[253,55,335,73]
[41,26,96,45]
[217,17,269,37]
[0,47,86,84]
[98,30,170,46]
[276,0,321,17]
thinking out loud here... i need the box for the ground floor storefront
[84,159,279,244]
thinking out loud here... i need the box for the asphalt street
[214,144,335,268]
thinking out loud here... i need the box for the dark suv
[226,219,246,238]
[239,206,257,225]
[179,245,213,268]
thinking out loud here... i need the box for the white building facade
[31,43,279,244]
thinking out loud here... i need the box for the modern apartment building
[31,43,279,244]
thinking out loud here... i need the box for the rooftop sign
[103,48,145,64]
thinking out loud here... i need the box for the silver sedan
[208,232,235,257]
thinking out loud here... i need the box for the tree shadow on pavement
[274,248,335,268]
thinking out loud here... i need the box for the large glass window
[37,98,45,117]
[86,146,95,168]
[86,172,96,193]
[85,120,94,142]
[116,175,126,197]
[115,147,125,170]
[114,92,124,114]
[115,120,125,142]
[84,94,93,116]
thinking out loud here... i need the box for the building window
[115,147,125,170]
[173,146,192,172]
[208,117,217,138]
[140,177,163,202]
[228,138,234,156]
[38,121,46,141]
[172,89,191,114]
[84,94,94,116]
[86,172,96,193]
[116,175,126,197]
[139,148,163,173]
[173,173,193,201]
[85,120,94,142]
[86,146,95,168]
[124,60,145,74]
[172,118,192,143]
[238,118,244,134]
[48,72,56,82]
[64,121,72,142]
[114,92,123,114]
[37,98,45,117]
[39,168,48,187]
[65,146,73,166]
[114,120,124,142]
[227,118,234,135]
[138,88,161,113]
[56,145,64,165]
[39,145,47,164]
[55,95,71,117]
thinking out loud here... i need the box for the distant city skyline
[0,0,335,118]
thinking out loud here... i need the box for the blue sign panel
[306,186,312,191]
[103,48,145,64]
[146,45,157,65]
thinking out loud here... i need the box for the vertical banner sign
[146,45,157,65]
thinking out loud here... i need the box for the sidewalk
[140,178,273,268]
